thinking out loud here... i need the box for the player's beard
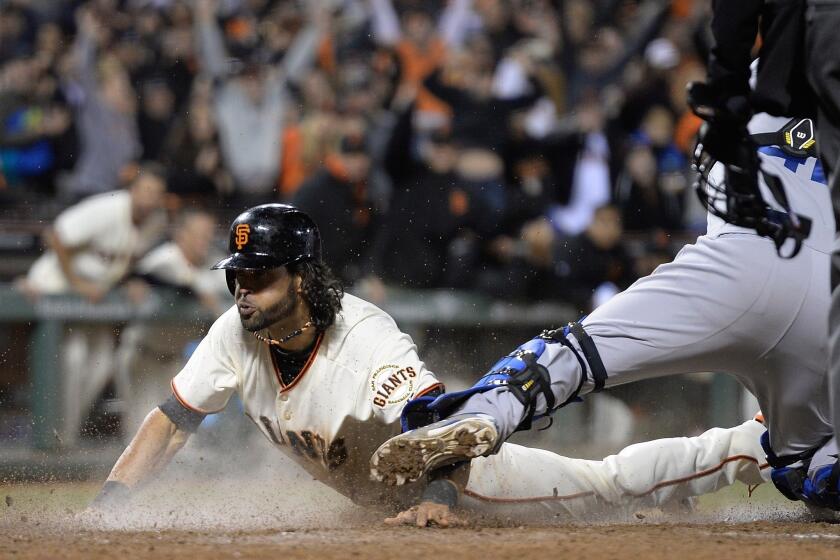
[239,281,300,333]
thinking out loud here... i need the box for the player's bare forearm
[106,407,189,488]
[89,408,188,510]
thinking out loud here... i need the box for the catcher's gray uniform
[459,114,834,459]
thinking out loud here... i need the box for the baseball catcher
[370,112,840,516]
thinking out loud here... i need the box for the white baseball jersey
[171,293,443,506]
[27,190,165,293]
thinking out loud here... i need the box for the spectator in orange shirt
[370,0,477,121]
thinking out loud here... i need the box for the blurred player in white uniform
[88,204,774,525]
[18,164,167,446]
[132,209,227,312]
[372,114,836,516]
[115,209,228,435]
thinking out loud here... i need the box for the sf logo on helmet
[235,224,251,250]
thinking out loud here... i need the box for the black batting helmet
[211,203,321,294]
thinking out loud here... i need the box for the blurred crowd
[0,0,716,312]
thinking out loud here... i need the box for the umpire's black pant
[806,0,840,443]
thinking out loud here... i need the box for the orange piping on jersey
[170,379,223,415]
[463,488,596,503]
[271,332,324,393]
[462,455,770,504]
[414,382,445,399]
[625,455,769,498]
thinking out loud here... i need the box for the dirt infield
[3,521,840,560]
[3,445,840,560]
[3,480,840,560]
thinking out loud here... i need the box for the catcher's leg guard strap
[506,350,554,431]
[566,322,608,392]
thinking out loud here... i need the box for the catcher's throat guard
[688,82,812,258]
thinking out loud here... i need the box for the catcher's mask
[212,203,322,294]
[691,118,814,258]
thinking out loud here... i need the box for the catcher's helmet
[211,203,321,294]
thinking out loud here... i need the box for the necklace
[253,320,314,347]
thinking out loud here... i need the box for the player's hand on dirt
[384,502,467,528]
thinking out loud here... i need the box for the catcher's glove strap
[159,394,206,433]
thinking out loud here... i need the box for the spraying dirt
[3,431,839,559]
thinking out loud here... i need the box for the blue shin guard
[400,324,605,433]
[399,337,552,432]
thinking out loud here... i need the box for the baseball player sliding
[91,203,771,525]
[371,113,840,515]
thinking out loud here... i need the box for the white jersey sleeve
[351,313,443,426]
[170,308,240,413]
